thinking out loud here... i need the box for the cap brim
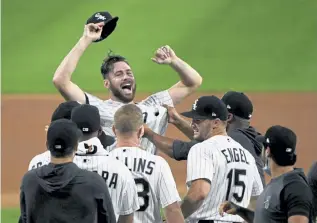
[180,111,210,120]
[95,17,119,42]
[98,131,115,147]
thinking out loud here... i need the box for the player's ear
[266,147,271,157]
[112,125,117,136]
[138,125,144,139]
[227,113,233,122]
[104,79,110,89]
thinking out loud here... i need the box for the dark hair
[50,144,76,158]
[100,50,129,79]
[272,153,297,166]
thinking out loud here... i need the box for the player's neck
[206,128,227,139]
[50,157,74,164]
[227,120,249,132]
[271,162,294,178]
[116,138,140,148]
[110,95,134,104]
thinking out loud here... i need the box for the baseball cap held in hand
[86,11,119,42]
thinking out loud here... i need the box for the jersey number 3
[134,178,150,211]
[225,168,246,202]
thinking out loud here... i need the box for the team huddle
[20,11,316,223]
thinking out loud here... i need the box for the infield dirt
[2,92,317,207]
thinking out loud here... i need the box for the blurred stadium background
[2,0,317,221]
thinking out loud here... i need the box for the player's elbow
[118,213,133,223]
[195,188,209,201]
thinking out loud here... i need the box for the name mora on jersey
[93,170,118,189]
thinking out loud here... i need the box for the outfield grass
[1,208,19,222]
[2,0,317,93]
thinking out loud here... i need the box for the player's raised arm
[152,46,203,105]
[53,23,104,103]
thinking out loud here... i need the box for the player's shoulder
[29,151,50,168]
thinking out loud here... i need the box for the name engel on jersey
[185,135,263,223]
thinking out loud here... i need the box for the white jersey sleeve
[28,151,50,171]
[141,90,174,107]
[186,144,214,185]
[85,92,104,107]
[251,162,264,196]
[158,157,181,208]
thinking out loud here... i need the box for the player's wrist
[79,36,93,48]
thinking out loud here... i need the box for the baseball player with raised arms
[179,95,263,223]
[52,12,202,154]
[28,103,140,223]
[110,104,184,223]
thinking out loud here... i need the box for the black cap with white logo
[221,91,253,120]
[47,119,82,154]
[256,125,297,166]
[181,95,228,121]
[71,104,101,134]
[86,11,119,42]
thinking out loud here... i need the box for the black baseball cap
[51,101,81,122]
[221,91,253,120]
[181,95,228,121]
[256,125,297,166]
[47,119,82,155]
[71,104,101,134]
[86,11,119,42]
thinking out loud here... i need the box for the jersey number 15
[225,168,246,202]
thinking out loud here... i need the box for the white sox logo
[95,13,106,21]
[84,143,98,155]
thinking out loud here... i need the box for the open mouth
[121,83,133,94]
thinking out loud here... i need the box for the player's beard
[109,81,137,103]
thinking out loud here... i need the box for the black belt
[198,221,240,223]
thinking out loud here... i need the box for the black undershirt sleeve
[283,180,313,219]
[172,140,198,161]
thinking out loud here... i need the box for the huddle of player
[21,12,316,223]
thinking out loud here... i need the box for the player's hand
[162,104,181,125]
[45,125,49,132]
[142,124,152,138]
[82,22,104,42]
[151,45,177,65]
[219,201,238,216]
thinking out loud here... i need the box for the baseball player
[143,91,265,187]
[28,103,140,223]
[109,104,184,223]
[21,119,116,223]
[52,16,202,154]
[219,125,314,223]
[179,95,263,223]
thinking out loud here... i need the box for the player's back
[110,147,181,223]
[186,135,263,223]
[74,138,139,221]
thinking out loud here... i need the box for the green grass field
[2,0,317,94]
[2,0,317,221]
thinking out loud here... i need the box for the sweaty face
[191,119,213,141]
[106,61,136,103]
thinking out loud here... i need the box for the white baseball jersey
[110,147,181,223]
[28,137,140,221]
[85,90,174,154]
[186,135,263,223]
